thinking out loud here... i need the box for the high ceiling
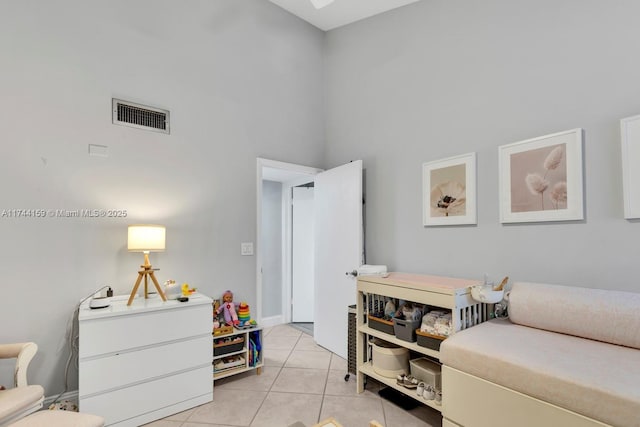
[269,0,421,31]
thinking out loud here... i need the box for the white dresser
[78,293,213,427]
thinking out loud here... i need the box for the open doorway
[257,158,364,357]
[256,158,322,332]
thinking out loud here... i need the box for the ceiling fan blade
[310,0,335,9]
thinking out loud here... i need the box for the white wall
[324,0,640,290]
[0,0,324,395]
[6,0,640,399]
[261,180,283,318]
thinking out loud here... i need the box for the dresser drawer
[79,304,211,358]
[79,365,212,426]
[79,334,211,396]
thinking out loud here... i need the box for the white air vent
[112,99,170,134]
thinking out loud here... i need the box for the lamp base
[127,266,167,306]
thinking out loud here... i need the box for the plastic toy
[238,302,251,325]
[181,283,196,296]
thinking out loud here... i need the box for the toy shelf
[213,326,263,381]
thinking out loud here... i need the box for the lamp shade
[128,225,166,252]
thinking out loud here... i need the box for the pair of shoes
[420,384,435,400]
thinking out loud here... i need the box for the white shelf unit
[356,273,488,412]
[78,293,213,427]
[213,326,263,380]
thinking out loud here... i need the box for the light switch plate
[241,242,254,256]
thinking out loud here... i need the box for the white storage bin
[410,357,441,390]
[371,339,409,378]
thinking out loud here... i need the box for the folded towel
[357,264,388,276]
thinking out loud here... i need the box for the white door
[292,186,314,322]
[314,160,363,359]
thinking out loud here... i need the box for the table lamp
[126,224,167,306]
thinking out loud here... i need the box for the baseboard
[260,315,284,328]
[44,390,78,408]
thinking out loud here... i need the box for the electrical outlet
[241,242,254,256]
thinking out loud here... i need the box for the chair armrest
[0,343,37,387]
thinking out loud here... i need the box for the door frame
[256,158,322,326]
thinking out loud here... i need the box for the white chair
[0,342,104,427]
[0,343,44,427]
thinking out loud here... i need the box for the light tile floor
[144,324,442,427]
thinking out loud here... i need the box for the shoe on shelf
[423,384,435,400]
[396,374,407,386]
[403,375,419,389]
[435,390,442,405]
[416,382,425,397]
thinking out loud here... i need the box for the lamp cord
[49,285,111,407]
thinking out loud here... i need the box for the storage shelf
[211,326,263,381]
[213,365,246,380]
[359,362,441,412]
[213,362,263,380]
[356,273,490,421]
[214,327,260,339]
[358,325,440,360]
[213,348,247,360]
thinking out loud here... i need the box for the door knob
[345,270,357,277]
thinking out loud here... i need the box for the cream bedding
[509,282,640,349]
[441,319,640,427]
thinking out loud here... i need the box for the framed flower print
[422,152,477,226]
[499,128,584,223]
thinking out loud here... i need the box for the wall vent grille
[112,99,170,134]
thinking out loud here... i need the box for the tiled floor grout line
[246,366,282,427]
[246,330,305,427]
[249,330,302,426]
[315,353,334,424]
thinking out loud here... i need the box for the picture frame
[621,114,640,219]
[422,152,477,226]
[499,128,584,223]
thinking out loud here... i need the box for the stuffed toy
[216,290,239,325]
[384,298,396,318]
